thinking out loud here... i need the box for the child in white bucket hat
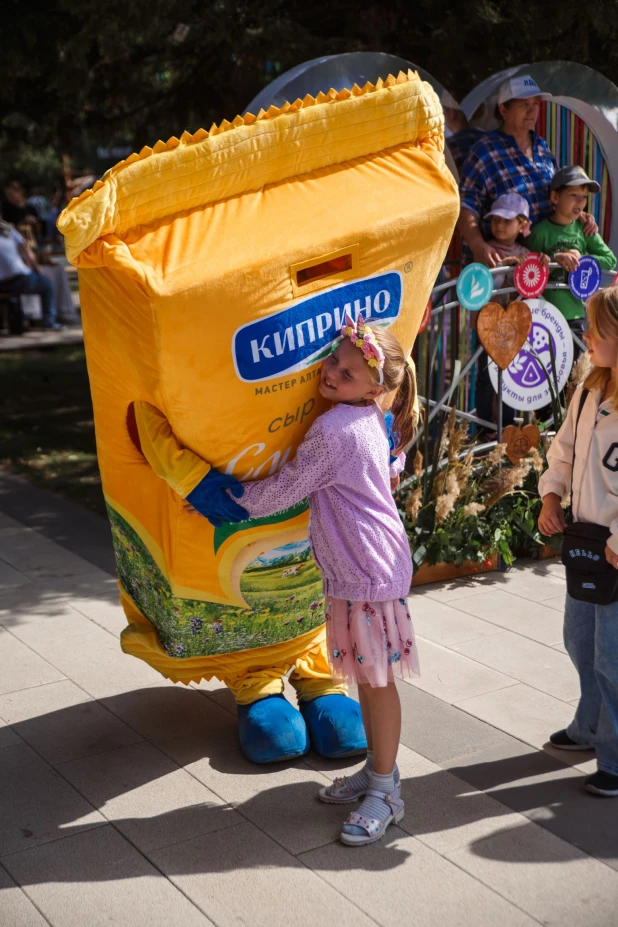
[484,192,548,294]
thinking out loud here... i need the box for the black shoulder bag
[561,389,618,604]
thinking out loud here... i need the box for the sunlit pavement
[1,468,617,927]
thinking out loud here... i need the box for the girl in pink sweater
[218,315,420,845]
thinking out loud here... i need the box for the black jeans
[0,272,57,325]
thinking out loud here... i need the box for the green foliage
[0,140,61,189]
[3,1,618,180]
[397,408,556,568]
[399,464,554,569]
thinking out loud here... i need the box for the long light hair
[583,285,618,410]
[366,324,419,454]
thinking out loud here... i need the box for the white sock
[343,768,397,835]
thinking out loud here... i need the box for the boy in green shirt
[527,166,616,345]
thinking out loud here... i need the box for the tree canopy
[3,0,618,185]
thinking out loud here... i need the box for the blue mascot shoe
[237,694,310,764]
[299,694,367,758]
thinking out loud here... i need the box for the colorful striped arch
[537,99,612,242]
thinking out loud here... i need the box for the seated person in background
[0,221,62,330]
[1,180,41,244]
[37,245,80,324]
[27,187,52,240]
[527,165,616,356]
[443,96,485,176]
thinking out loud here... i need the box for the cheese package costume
[58,71,458,763]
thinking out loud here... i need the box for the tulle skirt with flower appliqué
[325,596,420,688]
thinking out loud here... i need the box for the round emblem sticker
[569,255,602,300]
[488,297,574,410]
[514,254,549,298]
[456,263,494,311]
[418,301,432,333]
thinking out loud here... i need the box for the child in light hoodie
[538,285,618,796]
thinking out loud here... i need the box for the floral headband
[341,313,385,384]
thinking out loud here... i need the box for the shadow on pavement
[1,684,617,886]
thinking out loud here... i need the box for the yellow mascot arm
[129,400,210,498]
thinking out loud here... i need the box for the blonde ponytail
[584,286,618,410]
[367,326,420,455]
[390,359,419,454]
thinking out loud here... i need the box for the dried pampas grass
[527,447,544,474]
[446,410,469,464]
[457,450,475,493]
[462,502,486,517]
[405,487,422,522]
[485,443,507,469]
[482,458,532,509]
[434,463,462,501]
[433,469,446,499]
[435,489,458,524]
[435,465,461,524]
[446,471,460,495]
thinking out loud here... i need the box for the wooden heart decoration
[502,424,541,466]
[476,300,532,370]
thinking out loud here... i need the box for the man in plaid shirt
[460,132,556,232]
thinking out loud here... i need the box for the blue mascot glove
[186,469,248,527]
[384,410,398,465]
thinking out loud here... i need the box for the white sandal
[318,775,400,805]
[339,788,405,845]
[318,775,368,804]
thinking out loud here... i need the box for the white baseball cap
[497,75,552,106]
[486,193,530,220]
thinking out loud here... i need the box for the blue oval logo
[233,272,402,383]
[456,263,494,311]
[569,256,601,300]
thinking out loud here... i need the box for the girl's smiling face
[320,337,383,404]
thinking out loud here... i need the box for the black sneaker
[585,771,618,796]
[549,729,594,751]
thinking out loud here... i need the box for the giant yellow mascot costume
[58,70,458,763]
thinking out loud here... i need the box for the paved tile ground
[0,270,82,352]
[1,470,618,926]
[0,327,84,352]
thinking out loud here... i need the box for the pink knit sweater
[239,403,412,601]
